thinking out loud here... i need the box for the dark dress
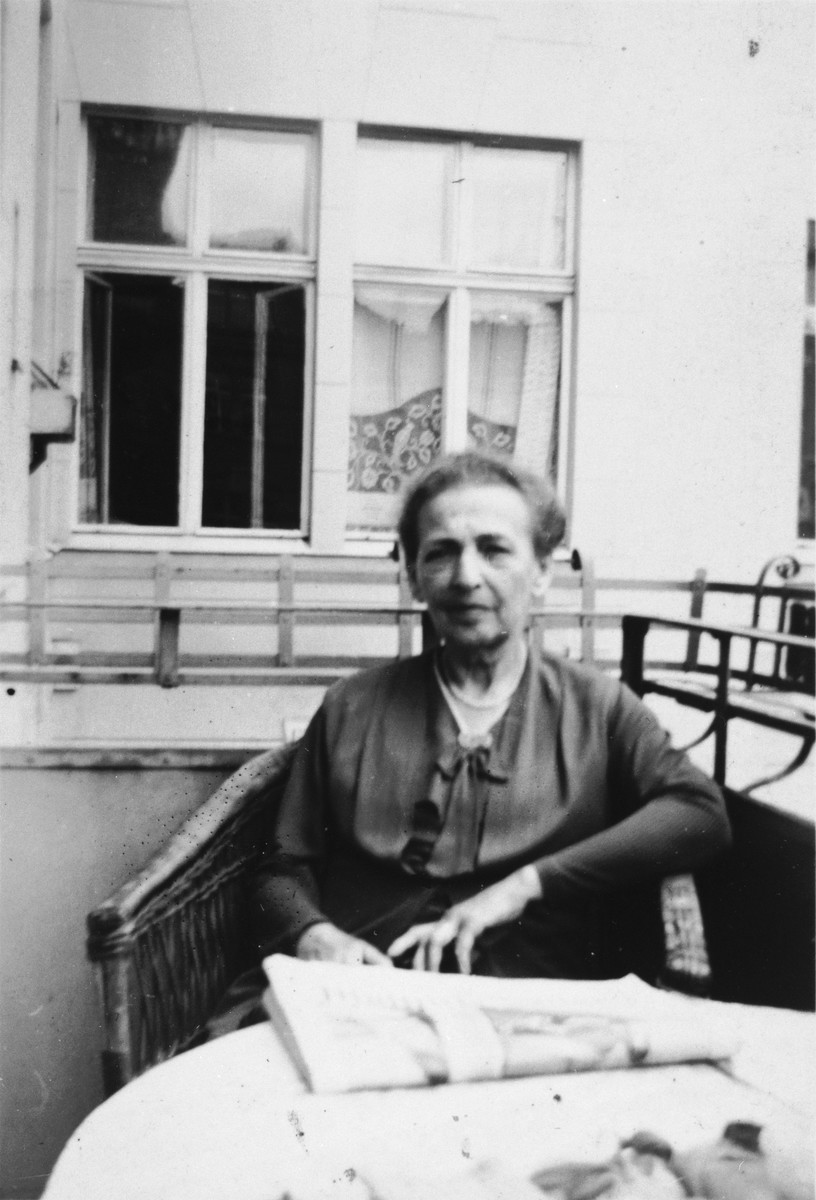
[251,648,730,980]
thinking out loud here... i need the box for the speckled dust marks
[287,1110,306,1146]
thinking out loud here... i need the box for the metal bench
[621,610,815,793]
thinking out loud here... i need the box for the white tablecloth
[44,997,814,1200]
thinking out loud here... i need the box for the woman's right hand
[295,921,393,966]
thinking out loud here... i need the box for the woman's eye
[422,546,452,565]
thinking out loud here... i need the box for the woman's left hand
[387,865,543,974]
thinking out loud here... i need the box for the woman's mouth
[445,604,491,620]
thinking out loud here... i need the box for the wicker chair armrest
[87,742,297,947]
[87,741,298,1092]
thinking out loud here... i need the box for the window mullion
[441,141,472,453]
[190,121,210,256]
[178,123,209,532]
[178,273,207,531]
[251,294,270,528]
[443,287,470,452]
[300,281,315,536]
[563,150,578,274]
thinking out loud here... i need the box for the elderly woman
[251,452,730,981]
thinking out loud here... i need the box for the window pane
[469,148,567,270]
[80,274,182,525]
[202,281,305,530]
[348,287,445,531]
[468,294,562,479]
[87,117,190,245]
[210,130,312,253]
[355,139,453,266]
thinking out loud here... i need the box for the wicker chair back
[87,743,297,1094]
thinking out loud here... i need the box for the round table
[44,998,814,1200]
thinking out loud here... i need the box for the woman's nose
[451,546,482,588]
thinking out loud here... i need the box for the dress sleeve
[250,704,333,956]
[534,682,731,904]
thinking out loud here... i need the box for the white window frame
[348,129,578,543]
[71,109,318,550]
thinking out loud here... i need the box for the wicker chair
[87,742,711,1097]
[86,742,297,1096]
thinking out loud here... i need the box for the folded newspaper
[261,955,739,1093]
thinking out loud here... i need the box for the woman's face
[409,483,546,652]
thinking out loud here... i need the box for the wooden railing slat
[277,557,294,667]
[579,554,596,663]
[156,609,180,688]
[28,559,48,666]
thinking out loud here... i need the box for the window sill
[57,531,576,562]
[59,530,396,558]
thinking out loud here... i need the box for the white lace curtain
[352,288,446,417]
[468,294,562,475]
[347,289,562,530]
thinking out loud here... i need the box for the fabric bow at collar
[401,735,508,876]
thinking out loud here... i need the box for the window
[79,115,314,531]
[78,118,575,545]
[348,134,575,532]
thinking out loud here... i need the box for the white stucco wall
[33,0,813,580]
[1,0,40,567]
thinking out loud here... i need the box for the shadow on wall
[0,766,230,1198]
